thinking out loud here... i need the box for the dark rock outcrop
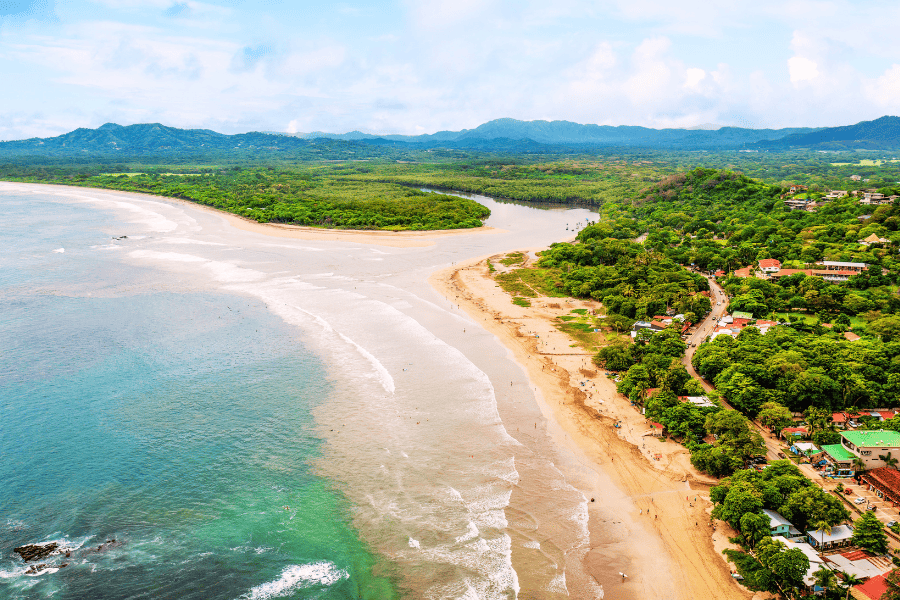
[14,543,58,562]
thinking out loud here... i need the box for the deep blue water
[0,193,391,599]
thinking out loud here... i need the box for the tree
[758,401,794,432]
[879,451,899,469]
[712,481,764,527]
[840,571,864,600]
[881,569,900,600]
[812,564,837,596]
[781,487,850,532]
[740,512,771,550]
[851,511,889,555]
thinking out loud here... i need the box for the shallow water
[1,183,620,599]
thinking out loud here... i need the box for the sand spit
[12,182,499,248]
[430,253,755,600]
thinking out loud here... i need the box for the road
[679,275,900,533]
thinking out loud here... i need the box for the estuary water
[0,183,612,599]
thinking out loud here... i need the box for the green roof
[822,444,854,461]
[841,430,900,448]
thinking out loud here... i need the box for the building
[840,430,900,470]
[791,442,823,462]
[781,539,828,588]
[811,269,859,283]
[679,395,717,408]
[762,509,792,537]
[782,426,808,440]
[818,261,867,273]
[855,574,891,600]
[822,443,856,477]
[825,190,848,199]
[832,412,849,429]
[859,233,889,246]
[860,467,900,506]
[807,524,854,550]
[758,258,782,273]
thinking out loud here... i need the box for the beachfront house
[807,524,854,550]
[762,509,792,537]
[781,539,828,589]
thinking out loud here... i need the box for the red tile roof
[845,332,862,341]
[783,427,808,434]
[650,320,668,329]
[649,421,664,429]
[733,267,752,278]
[832,412,848,423]
[855,574,888,600]
[644,388,660,398]
[758,259,781,268]
[860,468,900,501]
[879,411,896,421]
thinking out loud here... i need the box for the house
[860,467,900,506]
[758,259,781,273]
[832,412,849,429]
[781,539,828,588]
[811,269,861,283]
[840,430,900,470]
[647,422,665,437]
[789,185,808,193]
[819,261,867,273]
[822,443,857,477]
[679,395,717,408]
[762,509,793,537]
[845,332,862,342]
[791,442,823,461]
[782,426,808,440]
[807,524,854,550]
[822,549,886,580]
[825,190,848,199]
[733,267,752,278]
[768,268,814,281]
[631,321,665,339]
[859,233,889,246]
[784,199,811,211]
[851,175,862,181]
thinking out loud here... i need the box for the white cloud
[787,56,819,83]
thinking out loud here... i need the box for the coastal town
[469,220,900,599]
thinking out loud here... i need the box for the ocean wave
[240,562,348,600]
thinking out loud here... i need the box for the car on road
[887,521,897,528]
[854,497,866,504]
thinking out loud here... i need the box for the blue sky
[2,0,900,139]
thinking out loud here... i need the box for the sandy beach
[430,252,757,600]
[8,180,759,598]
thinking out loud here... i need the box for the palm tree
[812,565,837,596]
[880,451,899,468]
[814,520,833,538]
[852,456,867,475]
[841,571,864,600]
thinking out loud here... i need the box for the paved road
[682,274,729,386]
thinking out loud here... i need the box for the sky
[2,0,900,140]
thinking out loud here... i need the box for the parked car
[867,506,877,511]
[854,497,866,504]
[887,521,897,528]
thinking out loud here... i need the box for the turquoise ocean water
[0,193,391,598]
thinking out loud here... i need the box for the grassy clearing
[494,267,566,298]
[512,297,531,307]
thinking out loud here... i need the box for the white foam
[548,572,568,595]
[52,248,65,253]
[242,562,348,599]
[53,192,179,233]
[161,238,227,246]
[455,521,480,544]
[337,332,395,394]
[128,250,266,283]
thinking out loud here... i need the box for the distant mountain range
[2,116,900,160]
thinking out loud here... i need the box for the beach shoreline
[429,253,754,600]
[6,181,499,248]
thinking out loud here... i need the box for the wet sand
[430,253,755,600]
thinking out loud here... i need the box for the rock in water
[14,543,58,562]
